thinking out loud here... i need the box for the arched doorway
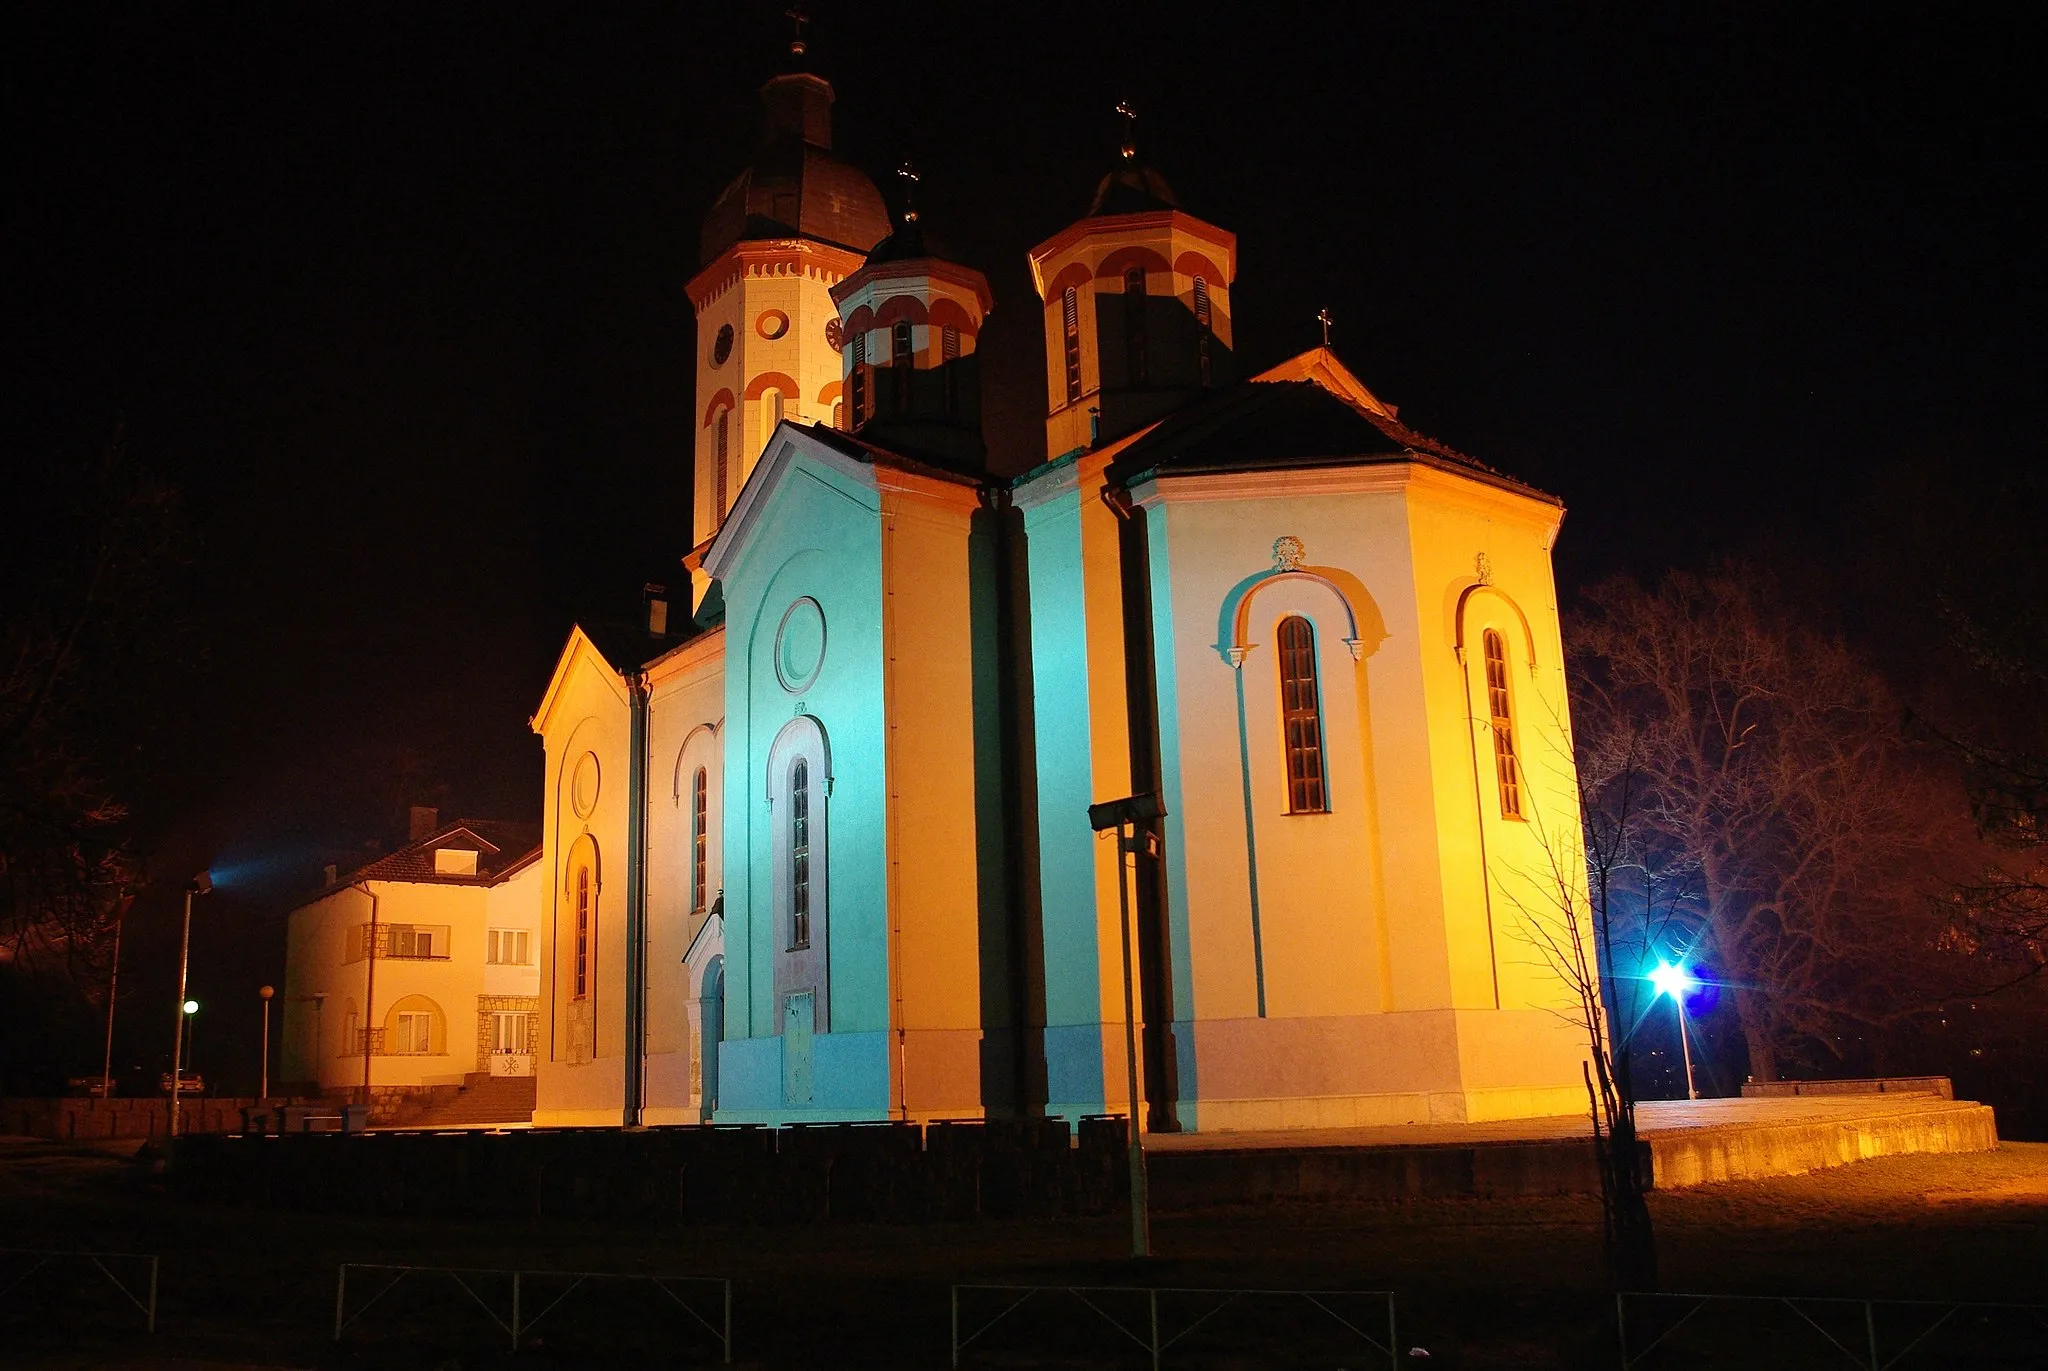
[700,956,724,1120]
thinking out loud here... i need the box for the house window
[491,1011,532,1055]
[486,928,530,965]
[1277,615,1329,814]
[850,332,868,428]
[713,408,730,519]
[393,1012,433,1055]
[1123,267,1148,386]
[386,924,437,959]
[790,757,811,949]
[1484,629,1524,819]
[892,320,914,414]
[691,766,709,913]
[573,863,592,999]
[1062,287,1082,403]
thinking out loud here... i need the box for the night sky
[10,5,2039,1088]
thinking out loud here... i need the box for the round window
[570,752,601,818]
[774,597,827,694]
[710,323,734,367]
[757,310,790,341]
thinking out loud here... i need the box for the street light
[1087,790,1164,1260]
[258,985,275,1101]
[1649,960,1700,1102]
[169,871,212,1141]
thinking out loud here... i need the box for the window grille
[1123,267,1148,386]
[850,332,868,427]
[1062,287,1082,403]
[1277,615,1329,813]
[691,767,709,912]
[573,864,592,999]
[1483,629,1523,818]
[790,758,811,949]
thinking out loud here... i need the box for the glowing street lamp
[169,871,212,1141]
[1649,960,1699,1101]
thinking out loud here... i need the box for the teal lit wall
[713,444,895,1121]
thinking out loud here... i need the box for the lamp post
[258,985,275,1101]
[1087,791,1165,1261]
[1649,960,1700,1102]
[168,872,213,1140]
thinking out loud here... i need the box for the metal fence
[950,1284,1398,1370]
[0,1248,158,1333]
[1618,1291,2048,1369]
[335,1262,731,1362]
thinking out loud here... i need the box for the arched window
[832,396,845,430]
[1194,275,1213,387]
[1123,267,1149,386]
[691,766,709,913]
[1277,615,1328,814]
[1062,286,1082,403]
[1483,629,1523,818]
[789,758,811,949]
[850,332,869,428]
[713,408,730,520]
[573,862,593,999]
[891,320,914,414]
[942,324,961,417]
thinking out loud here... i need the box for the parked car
[158,1071,205,1096]
[65,1077,111,1098]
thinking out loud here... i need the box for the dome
[860,216,957,267]
[1086,160,1180,217]
[698,73,891,266]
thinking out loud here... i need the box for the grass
[1,1136,2043,1368]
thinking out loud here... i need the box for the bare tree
[1568,562,1969,1081]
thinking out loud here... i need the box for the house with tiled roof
[278,809,542,1119]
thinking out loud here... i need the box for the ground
[1,1135,2044,1368]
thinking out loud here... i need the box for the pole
[259,990,272,1101]
[101,902,126,1100]
[1115,818,1151,1259]
[358,884,378,1111]
[1675,997,1698,1101]
[170,886,194,1139]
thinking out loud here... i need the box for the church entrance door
[783,990,814,1106]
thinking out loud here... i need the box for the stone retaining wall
[0,1096,265,1141]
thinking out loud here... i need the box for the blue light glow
[1648,960,1697,1002]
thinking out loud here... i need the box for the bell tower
[829,166,995,471]
[684,34,890,548]
[1027,103,1239,461]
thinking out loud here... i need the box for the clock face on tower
[825,317,844,353]
[711,324,734,367]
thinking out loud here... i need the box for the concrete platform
[1144,1093,1999,1203]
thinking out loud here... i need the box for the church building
[523,52,1596,1133]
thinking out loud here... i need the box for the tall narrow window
[789,758,811,948]
[1277,615,1328,814]
[832,397,845,430]
[713,409,730,519]
[850,332,868,428]
[691,767,709,913]
[1123,267,1149,386]
[942,325,961,418]
[1194,275,1213,387]
[573,864,592,999]
[891,319,914,414]
[1062,287,1082,403]
[764,388,785,436]
[1484,629,1523,818]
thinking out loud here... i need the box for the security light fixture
[183,1000,199,1015]
[1648,960,1701,1100]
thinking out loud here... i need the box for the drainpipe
[624,669,651,1127]
[355,882,379,1108]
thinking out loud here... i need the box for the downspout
[624,669,651,1127]
[354,882,379,1107]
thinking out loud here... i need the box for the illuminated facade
[523,57,1596,1132]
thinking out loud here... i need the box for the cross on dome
[897,162,920,224]
[785,5,809,59]
[1115,100,1137,161]
[1317,307,1334,347]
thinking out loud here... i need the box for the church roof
[338,819,541,889]
[1102,376,1557,504]
[697,75,890,266]
[1088,160,1180,216]
[798,421,991,488]
[579,618,694,674]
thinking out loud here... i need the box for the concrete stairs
[402,1073,536,1130]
